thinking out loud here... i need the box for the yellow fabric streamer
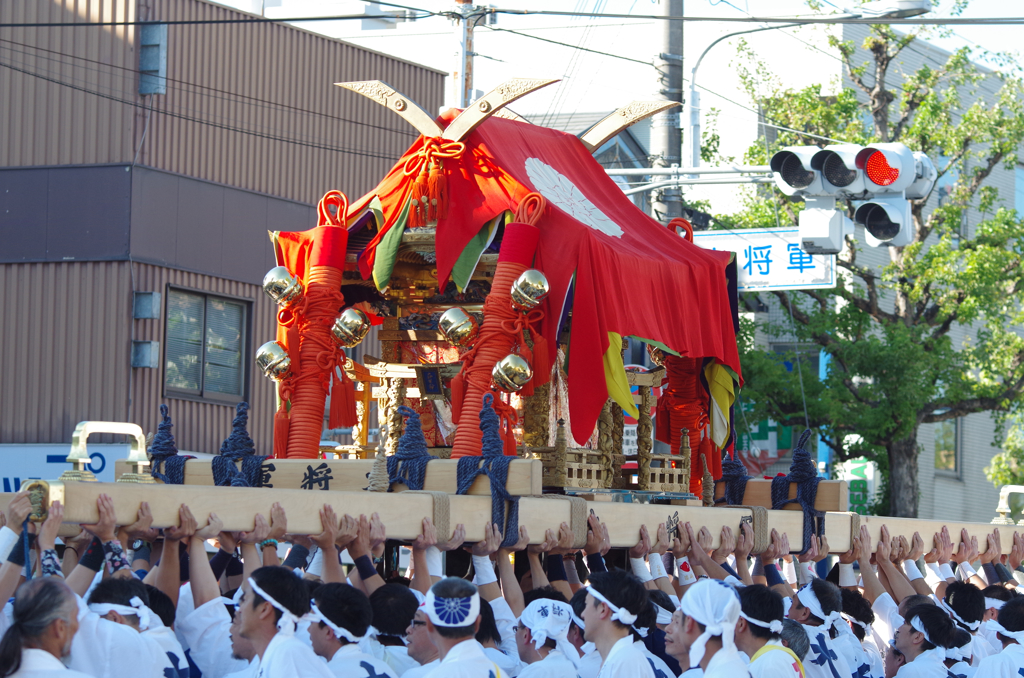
[704,362,736,447]
[604,332,640,420]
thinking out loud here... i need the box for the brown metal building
[0,0,443,454]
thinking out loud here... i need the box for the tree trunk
[888,431,920,517]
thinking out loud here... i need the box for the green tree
[727,19,1024,517]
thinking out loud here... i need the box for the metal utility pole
[450,0,475,109]
[650,0,683,223]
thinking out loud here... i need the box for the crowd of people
[1,489,1024,678]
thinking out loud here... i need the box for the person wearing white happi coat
[973,596,1024,677]
[787,581,852,678]
[944,628,975,678]
[515,598,580,678]
[0,578,93,678]
[71,592,176,678]
[733,585,802,678]
[580,570,653,678]
[892,605,956,678]
[235,568,334,678]
[421,577,507,678]
[401,607,437,678]
[663,578,749,678]
[308,582,398,678]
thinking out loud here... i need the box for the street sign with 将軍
[691,227,836,291]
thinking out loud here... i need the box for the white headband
[987,619,1024,644]
[910,614,938,646]
[840,612,868,633]
[519,599,580,668]
[679,579,741,669]
[587,587,638,625]
[309,602,363,644]
[655,604,674,626]
[571,611,586,630]
[424,589,480,628]
[985,598,1006,611]
[937,595,981,631]
[88,596,155,631]
[247,577,305,636]
[796,584,842,631]
[739,611,783,634]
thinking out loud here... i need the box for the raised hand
[336,514,359,549]
[239,514,270,545]
[124,502,160,542]
[509,525,531,553]
[979,533,998,565]
[164,505,198,542]
[711,526,736,564]
[436,523,466,552]
[410,517,438,551]
[469,522,502,557]
[195,513,224,541]
[6,492,32,534]
[599,523,611,556]
[584,514,604,556]
[671,521,692,559]
[629,525,651,559]
[759,529,781,562]
[528,528,558,554]
[37,500,64,552]
[652,523,670,556]
[907,532,925,563]
[876,525,892,564]
[797,534,819,564]
[551,522,574,555]
[1010,533,1024,571]
[267,503,288,542]
[839,538,859,565]
[81,494,118,542]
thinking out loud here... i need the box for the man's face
[787,598,810,624]
[405,610,435,664]
[236,581,266,642]
[884,643,906,678]
[893,622,916,656]
[229,608,256,661]
[663,610,693,662]
[581,594,601,642]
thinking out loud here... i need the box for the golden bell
[262,266,304,308]
[647,344,666,367]
[332,308,371,348]
[256,341,292,381]
[491,353,533,392]
[438,307,480,347]
[510,269,550,312]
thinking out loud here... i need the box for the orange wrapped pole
[655,355,719,496]
[278,194,350,459]
[450,195,546,459]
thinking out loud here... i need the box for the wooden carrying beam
[114,459,544,497]
[858,515,1019,556]
[26,481,768,549]
[714,480,849,512]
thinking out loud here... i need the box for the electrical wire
[0,58,403,160]
[479,24,652,66]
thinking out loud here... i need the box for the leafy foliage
[722,10,1024,516]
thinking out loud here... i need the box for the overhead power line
[480,24,651,66]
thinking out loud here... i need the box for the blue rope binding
[149,404,193,484]
[386,406,437,491]
[212,403,268,487]
[715,447,751,507]
[770,429,823,554]
[456,394,519,548]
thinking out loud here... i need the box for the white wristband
[783,559,797,584]
[630,557,653,582]
[0,526,18,562]
[797,561,817,585]
[676,557,697,585]
[902,560,923,581]
[648,554,668,580]
[839,563,858,587]
[958,562,977,580]
[925,562,943,583]
[472,555,497,586]
[425,546,443,578]
[940,563,955,581]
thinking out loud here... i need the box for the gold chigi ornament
[491,353,533,392]
[331,308,371,347]
[262,266,304,308]
[438,307,480,347]
[510,269,549,312]
[256,341,292,381]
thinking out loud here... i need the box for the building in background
[0,0,443,485]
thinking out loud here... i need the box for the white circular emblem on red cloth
[524,157,623,237]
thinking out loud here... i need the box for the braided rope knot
[456,394,520,547]
[716,449,750,506]
[770,430,822,553]
[149,404,194,484]
[212,403,268,487]
[387,406,437,491]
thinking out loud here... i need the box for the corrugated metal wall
[0,0,444,205]
[0,1,139,167]
[0,262,132,444]
[130,262,278,454]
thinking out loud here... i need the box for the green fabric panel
[629,336,682,357]
[372,199,411,291]
[451,213,503,292]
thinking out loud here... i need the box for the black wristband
[209,549,233,581]
[354,554,378,581]
[982,562,1000,585]
[282,544,310,570]
[764,563,784,588]
[585,552,607,573]
[77,537,105,572]
[6,534,27,567]
[546,553,567,582]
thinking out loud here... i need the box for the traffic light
[769,142,936,253]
